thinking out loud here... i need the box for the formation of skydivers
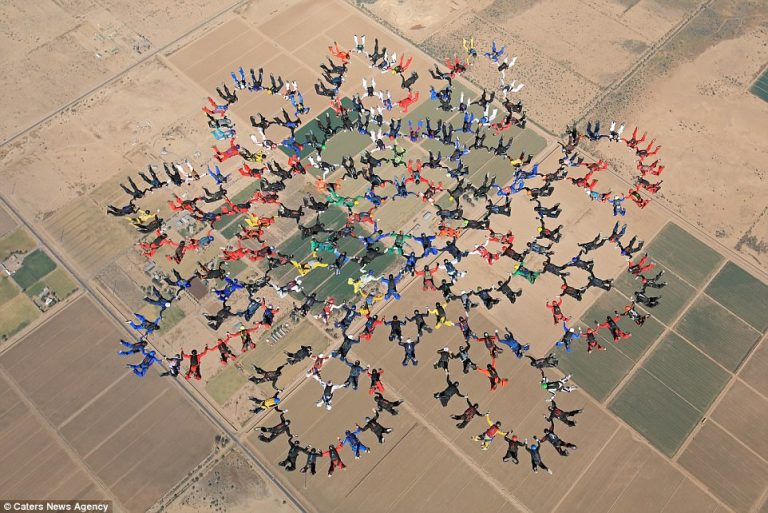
[112,33,665,476]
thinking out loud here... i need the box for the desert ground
[0,0,766,512]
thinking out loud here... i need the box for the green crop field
[266,207,358,283]
[0,228,36,261]
[646,223,723,286]
[0,277,19,305]
[158,304,186,332]
[609,369,702,457]
[402,90,464,126]
[0,294,40,340]
[230,181,261,204]
[705,261,768,333]
[293,227,402,304]
[322,252,399,305]
[608,315,665,362]
[750,68,768,103]
[642,332,730,412]
[635,264,695,325]
[557,323,635,402]
[675,294,762,371]
[279,97,359,162]
[614,262,696,325]
[219,215,246,239]
[299,236,363,292]
[581,288,664,361]
[24,280,47,298]
[206,365,249,405]
[12,249,57,290]
[25,268,78,301]
[562,287,665,402]
[206,180,261,234]
[612,264,640,296]
[581,288,626,322]
[226,259,247,278]
[43,268,78,299]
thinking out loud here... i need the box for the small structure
[1,254,24,276]
[31,286,59,312]
[268,323,291,344]
[187,276,208,302]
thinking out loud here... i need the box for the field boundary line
[0,0,252,148]
[601,259,727,407]
[754,481,768,513]
[295,290,534,513]
[687,390,768,468]
[0,177,313,513]
[0,367,124,512]
[572,0,715,125]
[549,424,621,513]
[58,371,133,429]
[80,389,170,461]
[545,283,737,511]
[344,422,417,500]
[350,0,768,282]
[0,288,84,357]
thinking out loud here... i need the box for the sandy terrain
[361,0,495,42]
[588,28,768,268]
[579,1,768,273]
[0,0,304,143]
[363,0,768,274]
[161,448,298,513]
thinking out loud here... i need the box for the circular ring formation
[114,33,666,477]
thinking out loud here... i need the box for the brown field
[739,336,768,398]
[0,297,219,511]
[556,427,717,513]
[710,381,768,462]
[0,204,16,237]
[0,0,766,511]
[0,373,107,501]
[678,422,768,512]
